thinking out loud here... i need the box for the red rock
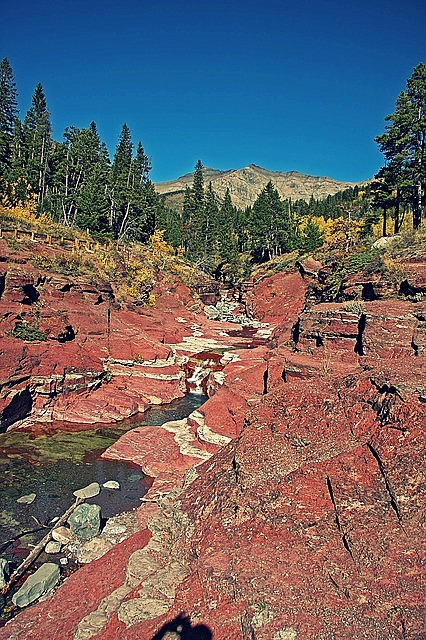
[246,271,307,338]
[1,242,424,640]
[0,529,151,640]
[102,425,205,477]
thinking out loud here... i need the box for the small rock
[45,541,61,554]
[59,557,68,566]
[102,480,120,490]
[68,503,101,541]
[16,493,36,504]
[102,523,126,537]
[73,482,100,499]
[12,562,60,608]
[0,558,9,588]
[128,472,143,482]
[52,525,73,545]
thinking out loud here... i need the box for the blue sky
[1,0,425,183]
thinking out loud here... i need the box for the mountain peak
[155,164,361,209]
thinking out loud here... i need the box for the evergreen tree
[23,83,52,203]
[197,182,217,269]
[182,160,206,258]
[376,63,426,229]
[155,199,182,248]
[248,181,295,261]
[110,123,134,238]
[214,188,237,260]
[193,159,204,206]
[0,58,18,183]
[110,125,157,241]
[47,122,110,232]
[302,218,324,252]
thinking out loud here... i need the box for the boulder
[12,563,60,608]
[68,503,101,541]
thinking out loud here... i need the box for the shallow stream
[0,392,206,605]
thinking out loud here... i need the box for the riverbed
[0,392,206,621]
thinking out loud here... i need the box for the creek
[0,391,207,621]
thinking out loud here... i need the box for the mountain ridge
[155,163,367,209]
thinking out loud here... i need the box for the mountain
[155,164,364,209]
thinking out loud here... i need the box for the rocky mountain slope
[155,164,363,209]
[0,232,425,640]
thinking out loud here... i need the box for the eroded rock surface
[1,252,424,640]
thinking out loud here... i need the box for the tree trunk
[394,189,400,234]
[413,182,422,229]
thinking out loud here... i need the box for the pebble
[45,541,62,554]
[16,493,36,504]
[73,482,100,499]
[52,525,73,545]
[102,480,120,490]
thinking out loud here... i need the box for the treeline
[0,60,161,243]
[157,161,374,278]
[0,58,424,284]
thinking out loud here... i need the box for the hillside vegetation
[0,59,425,288]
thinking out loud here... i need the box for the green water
[0,393,206,563]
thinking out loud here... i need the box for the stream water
[0,392,206,615]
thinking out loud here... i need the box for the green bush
[10,322,47,342]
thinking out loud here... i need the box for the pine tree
[47,122,110,231]
[182,160,206,259]
[376,63,426,229]
[23,83,52,203]
[155,199,182,248]
[198,182,218,269]
[110,123,133,238]
[0,58,18,183]
[110,125,158,241]
[302,218,324,252]
[214,188,236,259]
[248,181,296,262]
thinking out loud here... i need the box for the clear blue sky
[1,0,425,183]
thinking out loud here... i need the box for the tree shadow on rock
[151,613,212,639]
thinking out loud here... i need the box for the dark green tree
[0,58,18,183]
[155,199,182,248]
[302,218,324,252]
[376,62,426,229]
[248,181,296,261]
[110,125,157,241]
[47,122,110,232]
[23,83,52,203]
[182,160,206,258]
[196,181,217,269]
